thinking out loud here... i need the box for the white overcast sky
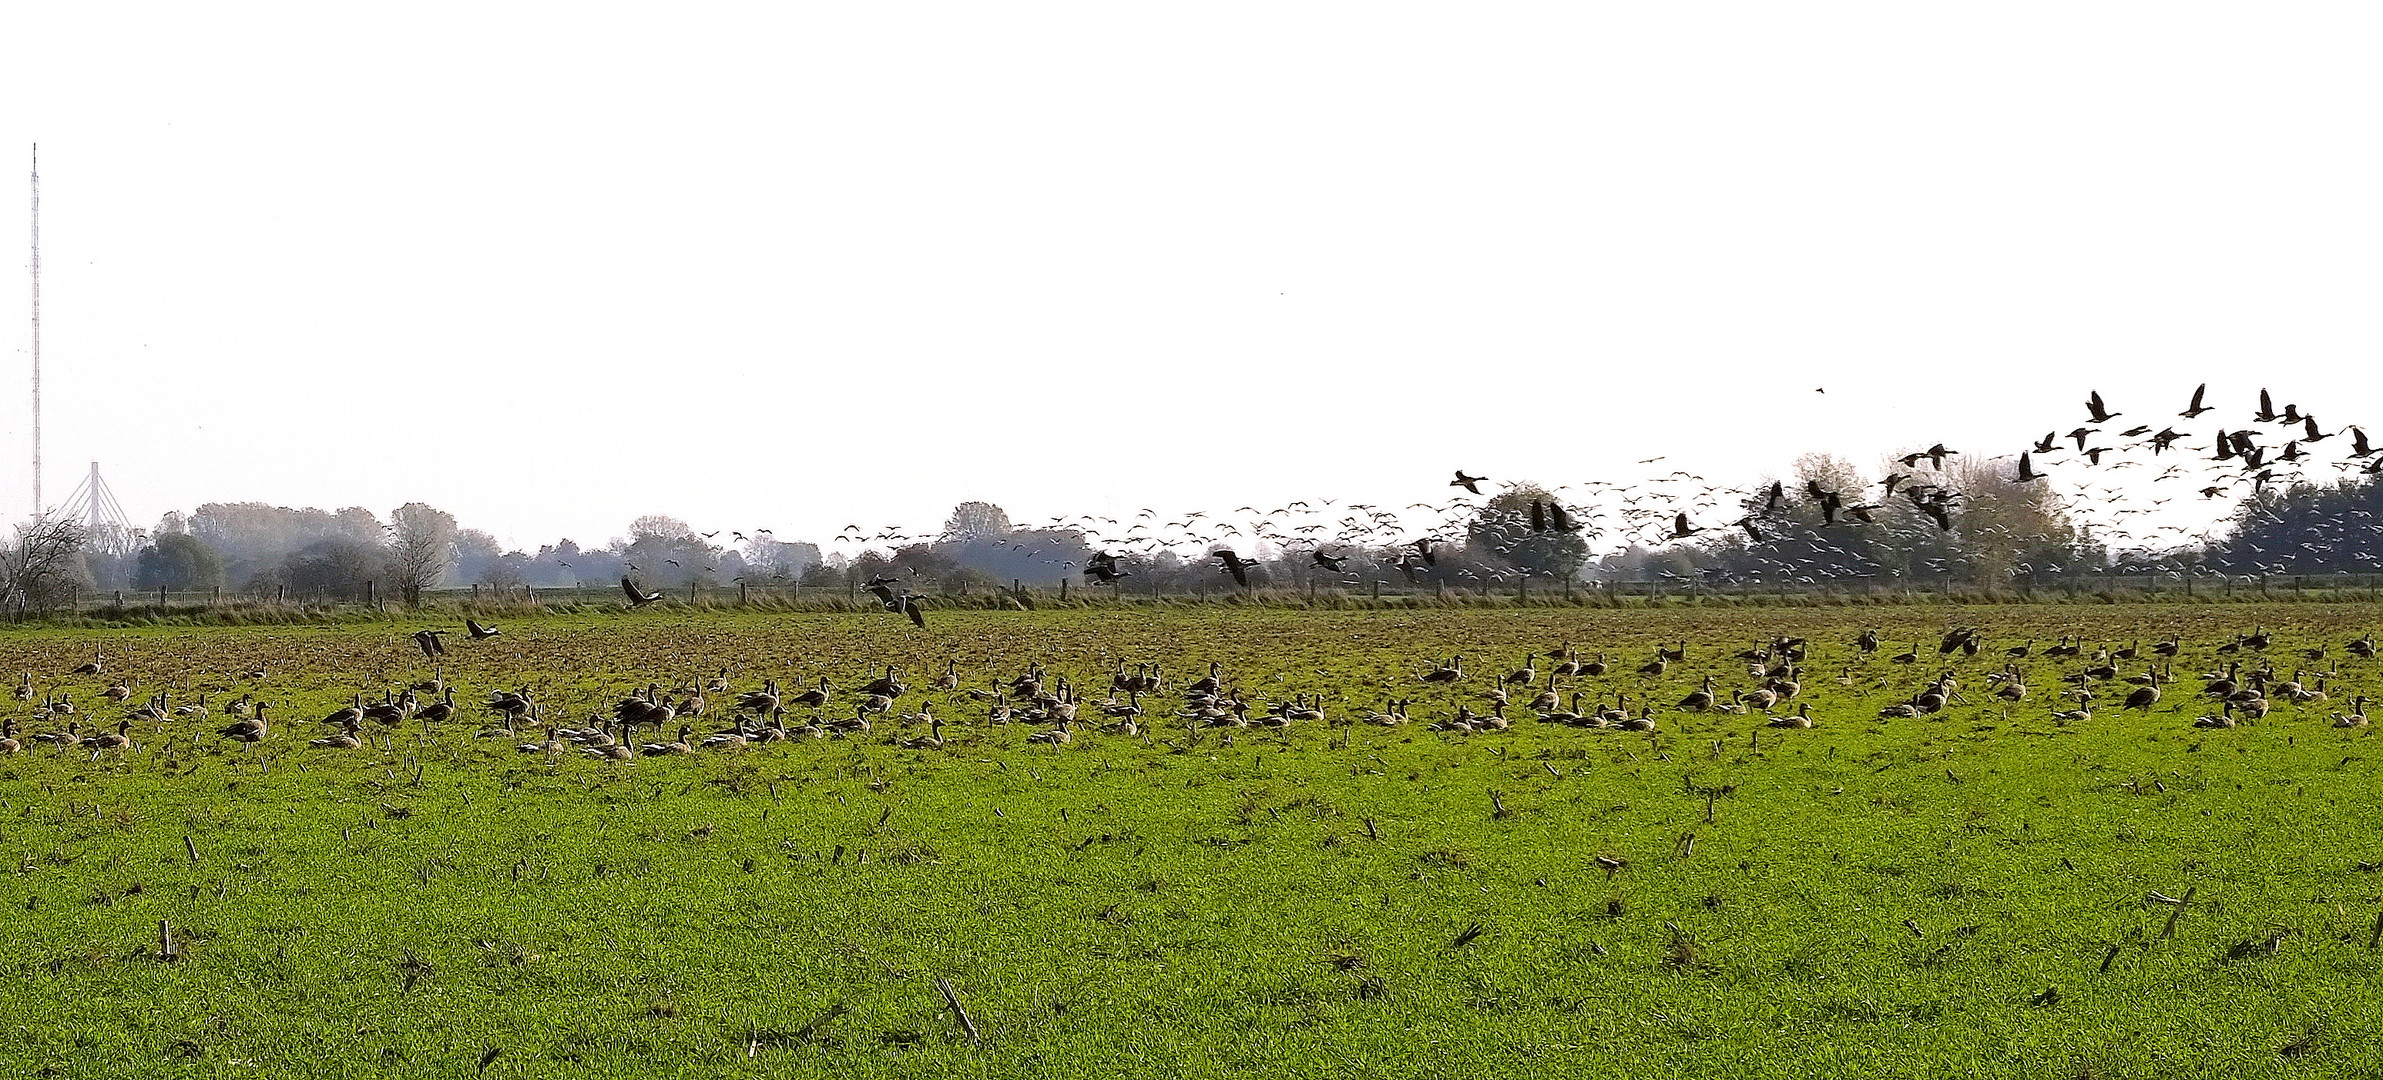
[5,4,2380,554]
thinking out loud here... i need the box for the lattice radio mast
[28,144,40,516]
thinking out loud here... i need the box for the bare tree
[387,502,458,607]
[0,516,89,611]
[941,501,1013,542]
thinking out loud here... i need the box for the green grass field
[2,604,2381,1078]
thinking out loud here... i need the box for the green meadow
[1,603,2380,1078]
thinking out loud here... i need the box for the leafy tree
[134,533,225,592]
[1467,482,1591,581]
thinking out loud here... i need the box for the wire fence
[19,569,2383,624]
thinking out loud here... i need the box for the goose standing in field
[415,687,457,723]
[218,704,270,746]
[82,720,133,755]
[1766,703,1814,729]
[588,722,637,760]
[640,724,693,756]
[323,694,366,728]
[1675,675,1716,711]
[861,666,906,699]
[2123,677,2163,713]
[738,678,782,716]
[787,678,831,710]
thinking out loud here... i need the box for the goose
[860,666,906,699]
[1579,652,1610,677]
[787,678,831,710]
[310,720,363,749]
[218,704,270,745]
[1637,655,1668,678]
[933,660,961,692]
[588,722,636,760]
[82,720,133,753]
[1537,693,1585,726]
[415,687,457,723]
[1738,687,1779,714]
[10,673,29,702]
[1503,655,1537,686]
[0,720,18,754]
[738,678,782,714]
[2123,679,2163,713]
[1675,676,1715,711]
[363,690,415,726]
[1767,703,1814,729]
[1026,721,1073,746]
[1420,656,1465,684]
[71,655,104,677]
[1526,674,1560,712]
[323,694,366,728]
[639,725,694,756]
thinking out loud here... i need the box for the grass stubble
[0,603,2377,1077]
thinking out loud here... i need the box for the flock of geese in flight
[780,382,2383,595]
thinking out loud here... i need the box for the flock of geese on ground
[1,618,2374,761]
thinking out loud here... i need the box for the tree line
[2,465,2376,611]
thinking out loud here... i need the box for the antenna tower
[27,145,39,516]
